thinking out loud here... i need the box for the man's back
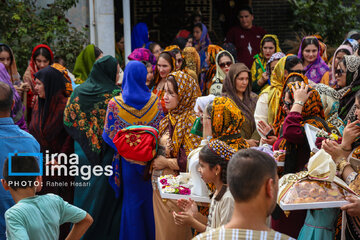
[5,194,86,240]
[0,117,40,240]
[193,226,295,240]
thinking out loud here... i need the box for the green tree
[0,0,88,75]
[288,0,360,46]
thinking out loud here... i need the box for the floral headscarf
[159,71,202,171]
[338,55,360,122]
[298,36,329,83]
[128,48,157,70]
[329,44,353,87]
[211,97,250,150]
[266,52,286,77]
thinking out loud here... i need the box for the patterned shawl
[72,44,96,84]
[338,55,360,122]
[329,44,353,87]
[127,48,157,69]
[203,45,224,94]
[183,47,201,77]
[298,36,329,83]
[194,23,211,53]
[159,71,202,171]
[211,97,250,150]
[64,56,121,164]
[0,43,20,84]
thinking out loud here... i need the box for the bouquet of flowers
[159,175,192,195]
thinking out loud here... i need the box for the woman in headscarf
[164,45,184,71]
[335,55,360,123]
[200,45,224,94]
[151,51,176,113]
[103,61,162,240]
[251,34,281,94]
[63,56,121,240]
[23,44,54,121]
[152,71,202,240]
[297,36,329,83]
[208,50,235,96]
[183,46,201,81]
[193,23,211,53]
[222,63,260,147]
[131,22,149,51]
[128,48,157,70]
[72,44,103,84]
[0,63,27,131]
[321,44,353,86]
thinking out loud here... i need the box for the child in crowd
[1,155,93,240]
[173,140,235,233]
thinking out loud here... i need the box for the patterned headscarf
[208,139,236,161]
[343,38,359,53]
[183,47,201,76]
[203,45,224,93]
[211,97,250,150]
[266,52,286,77]
[128,48,157,69]
[159,71,202,167]
[164,45,181,52]
[298,36,329,83]
[273,77,324,136]
[329,44,353,87]
[51,63,73,97]
[0,43,20,84]
[338,55,360,122]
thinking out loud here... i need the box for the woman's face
[185,38,193,47]
[0,51,11,69]
[335,61,347,88]
[152,44,162,60]
[263,42,276,60]
[283,92,293,115]
[146,66,154,86]
[117,37,124,51]
[35,54,50,70]
[355,98,360,121]
[157,57,172,79]
[198,158,217,184]
[334,51,347,69]
[219,55,232,74]
[302,44,318,64]
[193,27,202,41]
[175,53,183,70]
[269,60,279,75]
[163,80,179,111]
[34,78,45,98]
[235,71,249,94]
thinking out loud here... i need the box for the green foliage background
[288,0,360,46]
[0,0,88,75]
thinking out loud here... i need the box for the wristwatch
[294,101,304,106]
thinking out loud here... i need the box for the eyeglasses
[335,69,345,77]
[219,61,232,68]
[289,70,306,75]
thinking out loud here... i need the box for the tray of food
[157,174,211,203]
[279,179,354,210]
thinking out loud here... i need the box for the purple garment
[194,23,211,53]
[298,37,330,83]
[0,63,27,131]
[128,48,157,70]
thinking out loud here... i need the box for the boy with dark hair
[1,155,93,240]
[194,149,294,240]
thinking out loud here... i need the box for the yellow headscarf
[183,47,201,80]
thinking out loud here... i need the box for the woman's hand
[292,81,311,103]
[341,196,360,217]
[173,211,193,226]
[246,139,259,147]
[152,155,168,170]
[258,72,269,86]
[341,120,360,149]
[257,120,273,137]
[262,136,277,145]
[321,139,347,163]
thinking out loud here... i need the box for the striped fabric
[193,226,295,240]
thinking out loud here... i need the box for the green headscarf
[64,56,120,164]
[73,44,96,84]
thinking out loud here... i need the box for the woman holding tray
[152,71,202,240]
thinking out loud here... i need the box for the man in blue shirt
[0,82,40,240]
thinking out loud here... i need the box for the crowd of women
[2,17,360,240]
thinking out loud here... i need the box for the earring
[216,172,218,176]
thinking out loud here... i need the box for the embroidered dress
[103,61,162,240]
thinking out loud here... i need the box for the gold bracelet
[337,158,350,176]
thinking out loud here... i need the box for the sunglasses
[288,70,306,75]
[219,61,232,68]
[335,69,345,77]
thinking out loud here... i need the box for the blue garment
[122,61,151,110]
[131,23,149,51]
[298,208,340,240]
[5,194,86,240]
[0,117,40,240]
